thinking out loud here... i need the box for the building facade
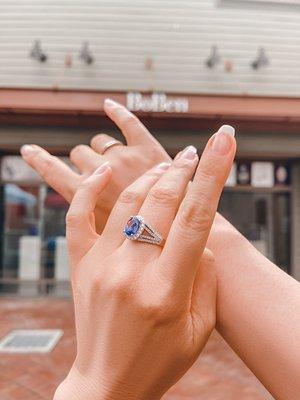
[0,0,300,295]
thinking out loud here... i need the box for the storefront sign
[251,162,274,188]
[127,92,189,113]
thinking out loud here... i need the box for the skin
[53,132,236,399]
[21,100,300,400]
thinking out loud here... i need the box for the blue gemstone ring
[123,215,164,246]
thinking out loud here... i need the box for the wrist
[210,213,243,247]
[54,368,144,400]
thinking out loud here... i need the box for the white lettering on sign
[127,92,189,113]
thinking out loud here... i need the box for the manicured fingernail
[218,125,235,137]
[180,145,197,160]
[104,98,118,108]
[212,125,235,155]
[93,162,110,175]
[20,144,36,156]
[155,162,171,171]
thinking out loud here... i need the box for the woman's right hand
[21,99,170,233]
[54,129,236,400]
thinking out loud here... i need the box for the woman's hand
[54,130,236,400]
[20,99,170,233]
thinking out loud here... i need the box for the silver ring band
[123,215,164,246]
[102,140,123,154]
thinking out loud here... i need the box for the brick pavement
[0,299,274,400]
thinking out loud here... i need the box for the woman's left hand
[54,129,236,400]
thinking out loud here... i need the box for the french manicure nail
[212,125,235,155]
[104,98,118,108]
[155,162,172,171]
[20,144,36,156]
[180,145,197,160]
[93,162,110,175]
[217,125,235,137]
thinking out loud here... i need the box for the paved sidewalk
[0,299,274,400]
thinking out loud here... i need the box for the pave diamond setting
[123,215,163,246]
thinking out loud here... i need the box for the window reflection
[1,184,39,293]
[219,191,290,272]
[0,156,70,296]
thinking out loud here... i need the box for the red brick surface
[0,299,274,400]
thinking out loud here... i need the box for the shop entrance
[0,156,69,295]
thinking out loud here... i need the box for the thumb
[66,162,112,266]
[190,248,217,345]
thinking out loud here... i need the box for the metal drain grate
[0,329,63,353]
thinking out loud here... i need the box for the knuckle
[136,290,181,325]
[118,188,143,204]
[122,113,138,127]
[78,178,94,191]
[178,194,214,234]
[37,156,56,179]
[174,158,195,171]
[139,301,178,325]
[149,185,179,205]
[118,151,132,165]
[198,167,220,188]
[146,146,165,163]
[66,209,89,227]
[70,145,86,160]
[91,133,107,145]
[104,275,132,302]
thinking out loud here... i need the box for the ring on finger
[123,215,164,246]
[102,140,123,155]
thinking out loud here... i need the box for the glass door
[219,190,291,272]
[0,183,40,294]
[0,156,70,296]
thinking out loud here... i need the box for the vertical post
[0,184,5,279]
[39,184,47,294]
[291,161,300,281]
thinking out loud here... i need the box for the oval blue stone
[124,217,141,237]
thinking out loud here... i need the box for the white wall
[0,0,300,96]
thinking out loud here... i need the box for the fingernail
[20,144,36,156]
[155,162,171,171]
[93,162,110,175]
[104,98,118,108]
[180,145,197,160]
[218,125,235,137]
[212,125,235,155]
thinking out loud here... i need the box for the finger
[20,144,80,202]
[161,125,236,285]
[101,162,171,250]
[66,162,112,266]
[191,249,217,339]
[123,145,199,255]
[90,133,124,155]
[104,98,160,146]
[70,144,103,174]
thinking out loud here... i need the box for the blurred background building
[0,0,300,296]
